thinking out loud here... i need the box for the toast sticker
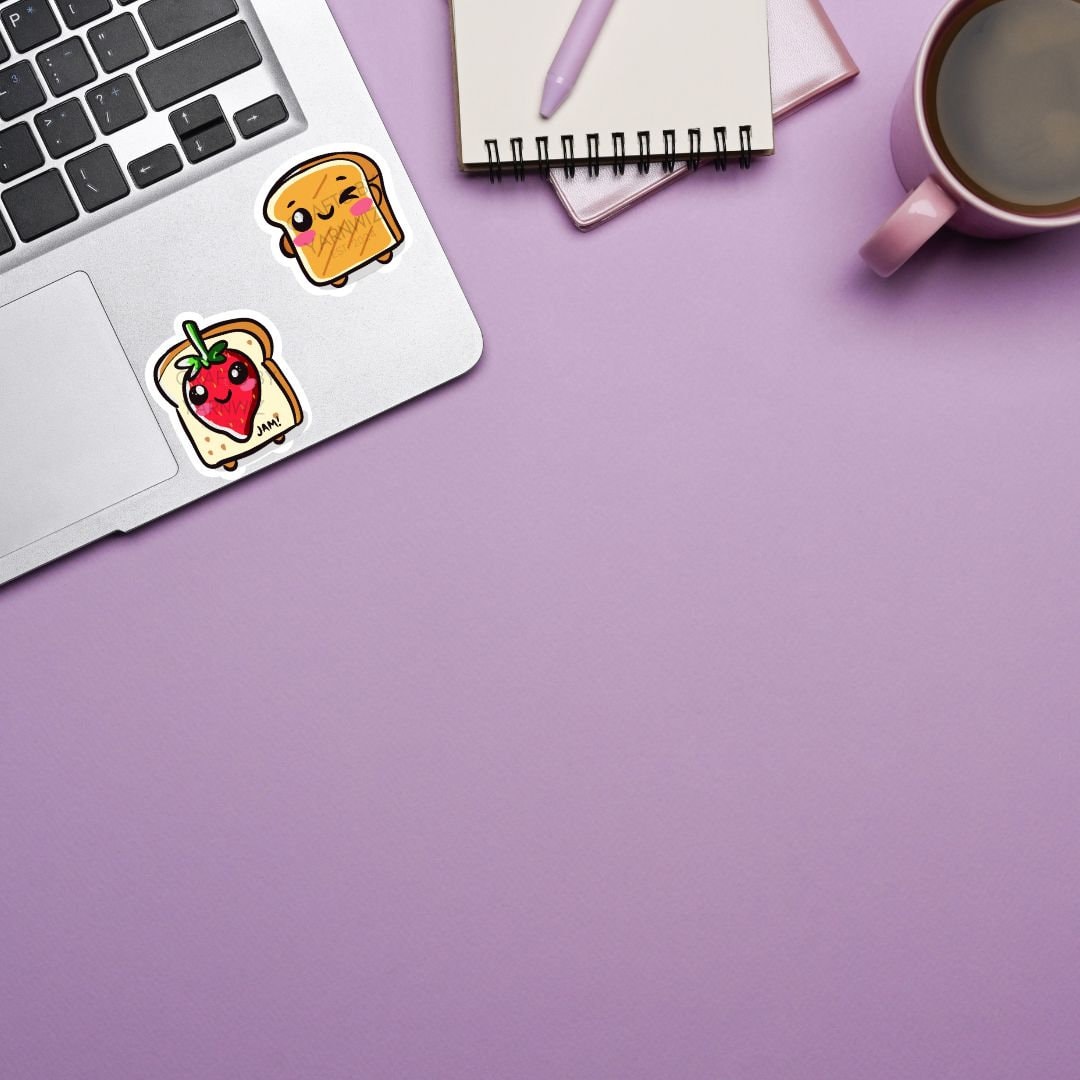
[152,315,305,473]
[263,151,406,290]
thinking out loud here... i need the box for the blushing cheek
[239,377,256,392]
[351,197,375,217]
[294,229,317,247]
[195,402,213,419]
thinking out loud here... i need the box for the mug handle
[860,177,959,277]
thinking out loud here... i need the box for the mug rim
[914,0,1080,230]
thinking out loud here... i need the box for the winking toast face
[265,153,405,288]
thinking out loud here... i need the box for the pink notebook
[550,0,858,229]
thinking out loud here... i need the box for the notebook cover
[550,0,858,228]
[449,0,775,171]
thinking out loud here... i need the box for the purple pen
[540,0,619,119]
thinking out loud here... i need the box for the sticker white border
[146,310,310,478]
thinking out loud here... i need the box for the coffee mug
[861,0,1080,277]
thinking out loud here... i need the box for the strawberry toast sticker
[262,151,406,290]
[152,315,305,473]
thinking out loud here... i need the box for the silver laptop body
[0,0,481,585]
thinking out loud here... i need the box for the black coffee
[927,0,1080,215]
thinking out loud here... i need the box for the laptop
[0,0,482,586]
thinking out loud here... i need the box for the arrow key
[168,94,223,139]
[235,95,287,140]
[128,143,181,189]
[180,116,233,164]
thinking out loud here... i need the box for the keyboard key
[128,142,180,188]
[86,73,144,133]
[168,92,222,139]
[139,0,237,50]
[66,143,127,210]
[89,12,146,74]
[137,21,260,111]
[235,94,287,139]
[1,1,60,52]
[2,168,78,240]
[0,210,12,252]
[0,120,43,181]
[180,117,232,163]
[37,38,97,96]
[35,98,94,158]
[0,28,8,64]
[58,0,112,30]
[168,95,234,163]
[0,59,44,120]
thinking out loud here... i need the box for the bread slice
[263,152,405,288]
[154,319,303,471]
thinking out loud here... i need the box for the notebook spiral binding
[484,126,753,183]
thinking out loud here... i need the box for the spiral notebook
[449,0,775,177]
[551,0,857,227]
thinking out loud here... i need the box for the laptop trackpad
[0,272,177,558]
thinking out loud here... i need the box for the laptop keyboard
[0,0,297,263]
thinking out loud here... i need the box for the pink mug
[860,0,1080,277]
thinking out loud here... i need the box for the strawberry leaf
[174,321,226,374]
[182,321,213,364]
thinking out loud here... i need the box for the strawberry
[175,321,261,442]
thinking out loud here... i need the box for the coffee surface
[928,0,1080,214]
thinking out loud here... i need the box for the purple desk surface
[3,2,1080,1078]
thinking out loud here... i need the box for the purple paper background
[3,1,1080,1077]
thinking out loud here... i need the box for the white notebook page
[450,0,774,169]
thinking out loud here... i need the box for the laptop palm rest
[0,272,177,559]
